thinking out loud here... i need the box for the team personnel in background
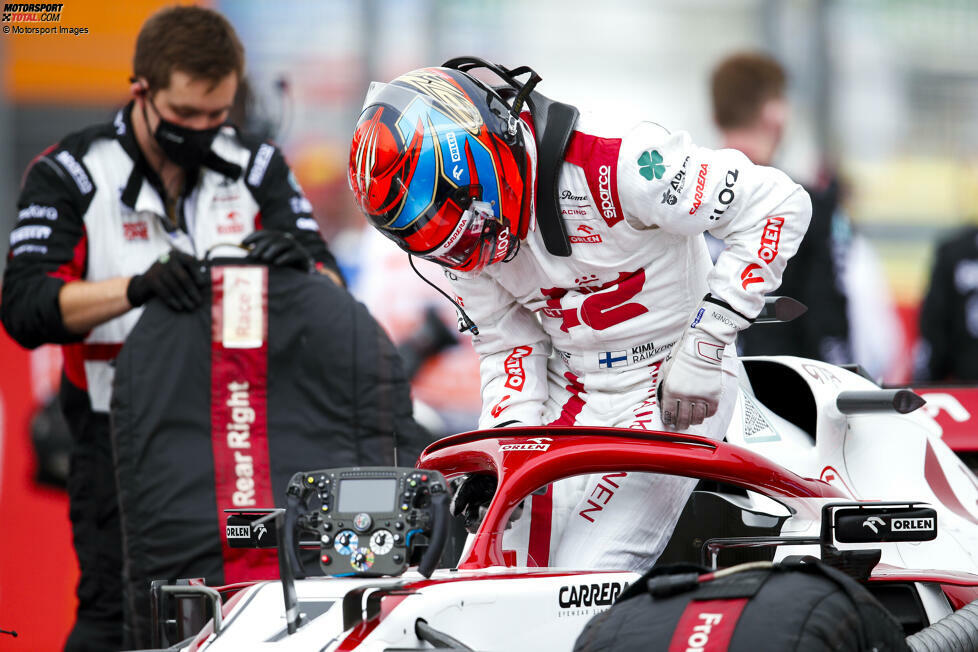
[348,60,811,570]
[915,226,978,382]
[710,52,853,364]
[1,7,341,649]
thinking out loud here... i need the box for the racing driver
[348,59,811,570]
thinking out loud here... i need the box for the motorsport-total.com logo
[2,3,64,22]
[2,2,89,36]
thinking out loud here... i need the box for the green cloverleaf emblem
[637,149,666,180]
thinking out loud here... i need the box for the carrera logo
[688,164,709,214]
[217,210,245,235]
[741,263,764,289]
[597,165,617,221]
[558,581,628,609]
[568,224,603,244]
[500,436,552,452]
[758,216,784,262]
[123,221,149,241]
[504,345,533,390]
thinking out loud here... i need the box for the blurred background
[2,0,977,647]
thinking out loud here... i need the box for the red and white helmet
[349,60,536,274]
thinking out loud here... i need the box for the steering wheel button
[321,554,331,564]
[400,503,409,511]
[420,474,428,482]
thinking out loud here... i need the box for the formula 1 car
[148,352,978,651]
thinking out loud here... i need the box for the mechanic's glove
[450,474,525,535]
[127,249,208,312]
[243,230,313,272]
[658,294,752,431]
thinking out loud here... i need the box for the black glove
[243,230,313,272]
[127,249,207,311]
[450,474,524,534]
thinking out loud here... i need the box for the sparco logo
[598,165,617,220]
[688,164,708,214]
[226,381,257,506]
[558,581,628,608]
[757,216,784,262]
[55,151,93,195]
[504,345,533,390]
[500,436,552,452]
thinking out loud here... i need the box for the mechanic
[347,60,811,570]
[709,52,853,365]
[914,226,978,381]
[1,7,342,650]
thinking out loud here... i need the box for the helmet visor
[420,200,502,272]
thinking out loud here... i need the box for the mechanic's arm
[242,143,344,285]
[57,278,131,333]
[2,155,92,348]
[446,270,550,429]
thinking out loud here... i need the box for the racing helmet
[349,62,536,274]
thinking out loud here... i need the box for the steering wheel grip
[418,491,450,578]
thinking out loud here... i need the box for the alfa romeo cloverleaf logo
[637,149,666,180]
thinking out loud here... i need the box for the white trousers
[499,351,739,571]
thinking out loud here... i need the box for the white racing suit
[448,114,812,570]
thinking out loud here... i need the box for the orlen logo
[218,210,245,235]
[500,436,552,452]
[688,164,709,214]
[568,223,603,244]
[758,216,784,262]
[597,165,617,221]
[504,345,533,390]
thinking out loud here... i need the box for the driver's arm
[446,270,550,429]
[616,122,811,320]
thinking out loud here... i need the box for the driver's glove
[127,249,207,312]
[450,474,499,534]
[658,294,752,431]
[243,230,313,272]
[450,474,527,535]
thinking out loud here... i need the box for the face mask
[143,96,222,171]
